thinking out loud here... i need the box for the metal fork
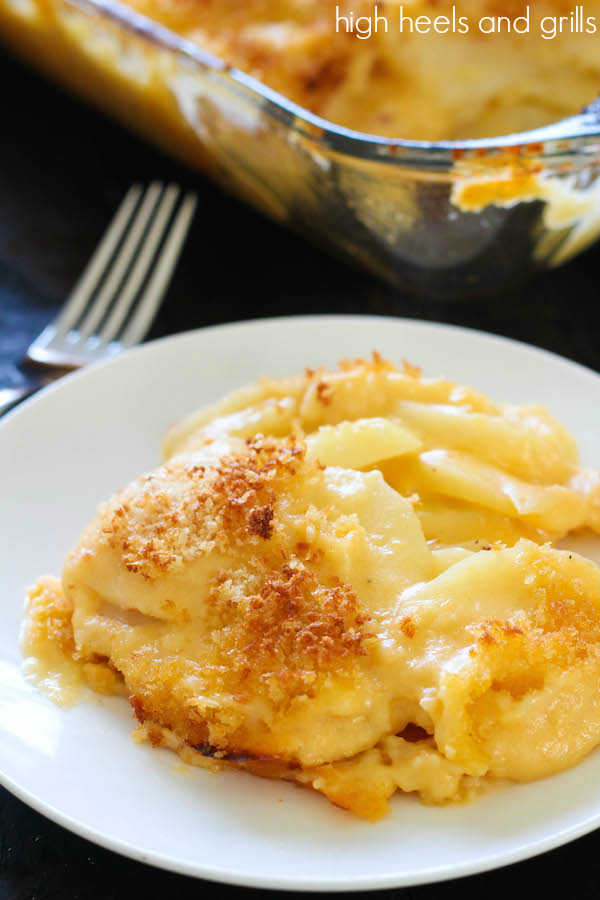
[0,182,197,417]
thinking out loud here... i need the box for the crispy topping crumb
[100,437,308,580]
[247,504,275,539]
[210,561,371,684]
[400,616,416,639]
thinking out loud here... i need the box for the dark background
[1,46,600,900]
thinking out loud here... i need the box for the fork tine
[98,184,181,345]
[26,184,143,362]
[119,192,198,347]
[78,181,163,340]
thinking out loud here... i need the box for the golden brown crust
[100,436,307,581]
[207,561,371,682]
[25,576,76,657]
[24,577,125,698]
[471,545,600,672]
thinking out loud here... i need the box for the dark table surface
[2,46,600,900]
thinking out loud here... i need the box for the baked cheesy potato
[24,355,600,819]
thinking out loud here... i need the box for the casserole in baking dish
[2,0,600,296]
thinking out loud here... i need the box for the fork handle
[0,384,41,417]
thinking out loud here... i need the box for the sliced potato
[383,449,592,535]
[414,494,549,548]
[306,417,421,470]
[394,400,578,484]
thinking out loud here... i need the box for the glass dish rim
[70,0,600,168]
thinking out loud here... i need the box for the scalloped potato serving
[23,355,600,820]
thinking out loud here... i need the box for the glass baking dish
[2,0,600,298]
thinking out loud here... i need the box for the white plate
[2,314,600,891]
